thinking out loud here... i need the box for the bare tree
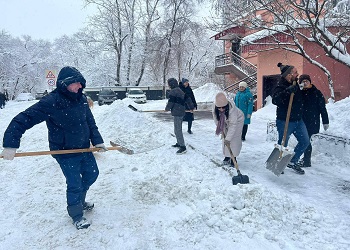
[86,0,128,85]
[135,0,161,86]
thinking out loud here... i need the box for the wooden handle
[0,147,122,158]
[141,110,166,112]
[279,81,297,158]
[223,132,240,172]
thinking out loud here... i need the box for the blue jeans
[55,152,99,221]
[276,119,310,164]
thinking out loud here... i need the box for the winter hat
[277,62,294,77]
[215,92,229,107]
[167,78,178,89]
[299,74,311,84]
[239,81,247,88]
[182,78,189,84]
[57,66,86,88]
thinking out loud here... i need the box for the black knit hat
[277,62,294,77]
[299,74,311,84]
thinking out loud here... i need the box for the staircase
[215,52,257,94]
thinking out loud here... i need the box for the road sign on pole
[45,70,57,89]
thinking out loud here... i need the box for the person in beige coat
[212,92,245,166]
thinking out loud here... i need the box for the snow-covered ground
[0,84,349,250]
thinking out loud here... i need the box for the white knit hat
[215,92,228,107]
[239,81,247,88]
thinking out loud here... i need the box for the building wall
[255,49,303,108]
[302,40,350,101]
[219,29,350,106]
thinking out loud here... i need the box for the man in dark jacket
[272,63,309,175]
[179,78,197,134]
[300,74,329,167]
[0,66,107,229]
[165,78,194,154]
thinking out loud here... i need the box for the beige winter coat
[212,101,244,157]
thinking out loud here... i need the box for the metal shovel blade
[266,148,295,176]
[109,141,134,155]
[232,173,250,185]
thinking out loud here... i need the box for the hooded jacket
[179,80,197,110]
[234,87,253,124]
[2,67,103,156]
[302,85,329,135]
[165,78,193,116]
[272,77,303,121]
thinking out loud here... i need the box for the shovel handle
[279,81,297,158]
[0,147,122,158]
[222,132,240,172]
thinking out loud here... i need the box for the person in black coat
[272,63,310,175]
[300,74,329,167]
[179,78,197,134]
[0,66,107,230]
[0,92,6,109]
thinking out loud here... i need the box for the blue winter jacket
[2,66,104,157]
[234,87,253,125]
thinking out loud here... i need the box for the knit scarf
[215,111,226,135]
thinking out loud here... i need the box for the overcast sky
[0,0,95,41]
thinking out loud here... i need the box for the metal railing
[215,52,257,77]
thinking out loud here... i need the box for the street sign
[46,71,56,78]
[47,79,55,86]
[45,70,57,88]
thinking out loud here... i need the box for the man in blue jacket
[0,66,107,229]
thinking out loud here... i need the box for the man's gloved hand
[95,143,108,152]
[323,124,329,131]
[0,148,17,160]
[286,84,299,94]
[224,140,230,146]
[247,114,251,119]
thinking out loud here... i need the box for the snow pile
[0,85,350,249]
[193,83,223,103]
[326,96,350,139]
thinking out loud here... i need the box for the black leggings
[242,124,248,140]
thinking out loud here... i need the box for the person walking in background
[234,81,253,141]
[272,62,309,175]
[300,74,329,168]
[0,92,6,109]
[165,78,194,154]
[0,66,108,230]
[213,92,244,166]
[179,78,197,134]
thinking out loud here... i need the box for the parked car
[15,93,34,101]
[126,88,147,103]
[97,88,117,106]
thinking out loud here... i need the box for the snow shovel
[225,142,249,185]
[0,146,133,158]
[128,104,165,112]
[266,86,296,176]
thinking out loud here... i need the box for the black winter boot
[81,191,94,211]
[176,146,187,154]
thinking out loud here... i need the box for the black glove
[286,84,298,94]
